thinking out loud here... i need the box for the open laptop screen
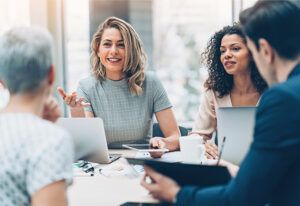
[217,107,256,165]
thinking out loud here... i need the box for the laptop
[56,117,121,164]
[217,107,256,165]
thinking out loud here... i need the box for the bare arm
[70,107,86,117]
[31,180,68,206]
[71,109,95,117]
[154,108,180,151]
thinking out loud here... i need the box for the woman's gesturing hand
[57,87,90,108]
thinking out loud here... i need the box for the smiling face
[220,34,251,76]
[97,27,126,79]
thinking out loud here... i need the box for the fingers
[69,92,77,107]
[57,87,91,108]
[57,87,66,99]
[140,167,160,192]
[149,151,164,158]
[78,98,91,107]
[45,96,58,110]
[205,152,215,159]
[144,166,163,183]
[141,176,156,191]
[43,96,61,122]
[141,166,180,202]
[149,138,166,158]
[150,137,166,149]
[49,99,59,112]
[57,87,76,105]
[205,142,219,159]
[64,94,72,105]
[150,138,160,148]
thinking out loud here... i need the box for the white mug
[179,135,205,164]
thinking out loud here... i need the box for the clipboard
[126,157,231,188]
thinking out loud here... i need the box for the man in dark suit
[141,1,300,205]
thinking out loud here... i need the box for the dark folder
[126,157,231,188]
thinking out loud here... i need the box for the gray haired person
[0,27,74,206]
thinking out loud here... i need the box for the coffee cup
[179,135,205,164]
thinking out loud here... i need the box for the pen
[217,136,226,165]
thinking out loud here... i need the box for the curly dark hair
[201,24,267,98]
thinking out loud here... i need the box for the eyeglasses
[77,160,95,176]
[217,136,226,165]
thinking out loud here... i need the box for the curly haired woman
[57,17,180,148]
[150,24,267,158]
[190,24,267,158]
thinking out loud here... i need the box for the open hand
[57,87,90,108]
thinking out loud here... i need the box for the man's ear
[47,65,55,86]
[258,38,275,64]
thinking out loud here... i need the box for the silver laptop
[217,107,256,165]
[56,118,120,164]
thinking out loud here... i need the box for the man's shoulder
[261,77,300,107]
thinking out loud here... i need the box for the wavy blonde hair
[90,17,147,95]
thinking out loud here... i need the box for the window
[62,0,258,122]
[0,0,30,108]
[0,0,30,33]
[153,0,232,122]
[64,0,90,92]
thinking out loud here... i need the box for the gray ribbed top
[77,72,172,148]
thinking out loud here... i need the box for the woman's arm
[154,108,180,151]
[191,89,217,140]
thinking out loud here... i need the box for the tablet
[122,144,169,152]
[126,157,231,187]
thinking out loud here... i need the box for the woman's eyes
[117,43,125,48]
[220,47,241,54]
[232,47,240,51]
[103,43,111,47]
[102,43,125,48]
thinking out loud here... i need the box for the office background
[0,0,257,124]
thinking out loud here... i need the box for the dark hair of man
[201,24,268,98]
[239,0,300,60]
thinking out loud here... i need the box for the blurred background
[0,0,257,125]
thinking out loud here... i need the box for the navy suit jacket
[176,64,300,206]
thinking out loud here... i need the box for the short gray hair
[0,27,53,94]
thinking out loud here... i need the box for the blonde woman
[58,17,180,149]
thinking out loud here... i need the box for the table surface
[68,149,158,206]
